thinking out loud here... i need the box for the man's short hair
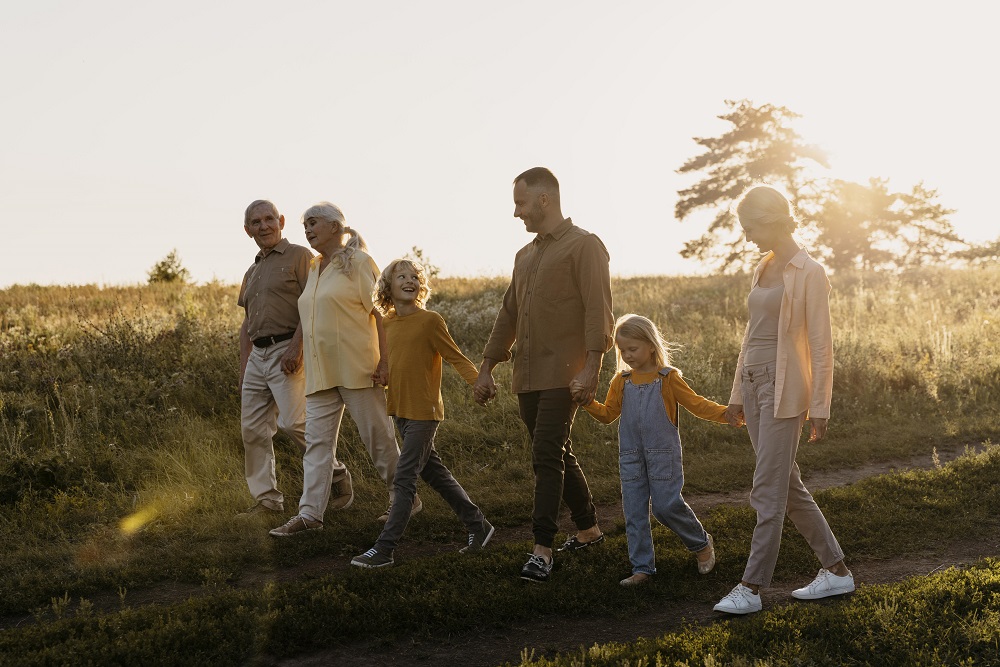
[513,167,559,194]
[244,200,279,226]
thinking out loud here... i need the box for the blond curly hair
[374,259,432,315]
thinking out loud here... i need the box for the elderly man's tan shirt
[483,218,614,392]
[238,239,313,340]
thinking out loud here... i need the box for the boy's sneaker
[460,519,495,553]
[713,583,762,614]
[520,554,553,583]
[329,470,354,511]
[239,500,283,515]
[377,494,423,523]
[791,568,855,600]
[351,547,394,568]
[268,514,323,538]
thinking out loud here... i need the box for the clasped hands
[724,404,828,441]
[472,372,596,407]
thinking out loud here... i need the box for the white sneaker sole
[791,582,855,600]
[713,602,762,615]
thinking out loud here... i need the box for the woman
[713,185,854,614]
[270,202,412,537]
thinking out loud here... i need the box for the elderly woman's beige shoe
[697,534,716,575]
[619,572,651,587]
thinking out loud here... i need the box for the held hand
[279,343,303,375]
[808,417,828,442]
[569,379,591,405]
[473,370,497,406]
[724,404,745,428]
[570,372,598,406]
[371,359,389,387]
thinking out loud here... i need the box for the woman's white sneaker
[713,583,762,614]
[791,568,855,600]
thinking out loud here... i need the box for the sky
[2,1,996,287]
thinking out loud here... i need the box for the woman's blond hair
[734,185,797,234]
[374,259,431,315]
[613,313,677,373]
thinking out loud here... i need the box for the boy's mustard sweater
[384,308,478,421]
[585,368,727,426]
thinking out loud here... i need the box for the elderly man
[237,199,314,514]
[474,167,614,582]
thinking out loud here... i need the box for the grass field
[1,268,998,664]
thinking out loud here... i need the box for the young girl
[577,314,729,586]
[350,259,494,568]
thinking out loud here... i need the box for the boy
[350,259,494,568]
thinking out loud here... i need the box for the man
[237,199,317,514]
[474,167,614,582]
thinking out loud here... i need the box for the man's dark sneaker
[460,519,495,553]
[351,547,394,569]
[557,533,605,552]
[520,553,552,583]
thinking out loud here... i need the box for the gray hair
[301,201,368,277]
[244,199,279,226]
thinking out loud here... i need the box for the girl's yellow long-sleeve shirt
[384,308,479,421]
[584,368,728,426]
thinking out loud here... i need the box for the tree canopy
[676,99,828,269]
[148,249,191,284]
[677,100,966,272]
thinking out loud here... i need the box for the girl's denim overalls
[619,367,709,575]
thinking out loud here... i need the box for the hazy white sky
[2,1,996,287]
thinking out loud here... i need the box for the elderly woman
[713,185,854,614]
[270,202,412,537]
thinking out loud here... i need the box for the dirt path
[4,442,988,665]
[274,530,1000,667]
[266,441,991,667]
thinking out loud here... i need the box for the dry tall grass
[1,268,998,614]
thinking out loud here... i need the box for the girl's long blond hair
[613,313,676,373]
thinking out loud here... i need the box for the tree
[677,99,966,273]
[147,249,191,284]
[402,246,441,280]
[953,237,1000,264]
[806,179,962,271]
[675,99,829,270]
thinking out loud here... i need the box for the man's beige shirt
[238,238,313,340]
[483,218,614,392]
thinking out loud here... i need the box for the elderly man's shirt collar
[256,237,290,262]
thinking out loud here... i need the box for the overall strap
[658,367,679,428]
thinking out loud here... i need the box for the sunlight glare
[119,505,160,536]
